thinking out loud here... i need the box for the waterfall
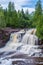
[22,34,38,45]
[0,29,43,65]
[3,29,39,54]
[0,30,25,52]
[0,29,39,52]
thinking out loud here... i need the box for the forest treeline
[0,0,43,39]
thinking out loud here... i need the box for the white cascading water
[0,29,43,65]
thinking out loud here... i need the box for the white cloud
[1,4,8,9]
[14,0,28,11]
[15,5,35,13]
[14,0,27,6]
[0,0,35,13]
[14,0,35,13]
[23,7,35,13]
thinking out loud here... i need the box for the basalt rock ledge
[0,27,20,48]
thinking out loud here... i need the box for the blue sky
[0,0,43,13]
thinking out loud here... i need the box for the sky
[0,0,43,13]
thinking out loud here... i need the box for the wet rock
[38,39,43,45]
[0,27,20,48]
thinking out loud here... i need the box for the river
[0,29,43,65]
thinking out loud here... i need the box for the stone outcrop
[38,39,43,45]
[0,27,20,48]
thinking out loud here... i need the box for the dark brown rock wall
[0,27,20,48]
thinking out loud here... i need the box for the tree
[35,0,42,16]
[36,0,43,40]
[25,9,29,20]
[7,2,16,28]
[0,5,6,28]
[17,9,30,28]
[11,2,15,12]
[36,15,43,39]
[8,2,12,12]
[32,0,42,27]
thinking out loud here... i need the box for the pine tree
[0,5,6,28]
[35,0,42,16]
[32,0,42,27]
[36,0,43,41]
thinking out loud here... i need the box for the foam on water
[0,29,43,65]
[0,29,41,54]
[0,58,12,65]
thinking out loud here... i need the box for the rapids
[0,29,43,65]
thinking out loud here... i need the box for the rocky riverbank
[0,28,43,65]
[0,28,43,48]
[0,27,20,48]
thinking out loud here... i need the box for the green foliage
[0,5,6,28]
[0,0,43,39]
[35,0,43,39]
[0,1,34,28]
[32,0,42,27]
[35,0,42,16]
[36,15,43,39]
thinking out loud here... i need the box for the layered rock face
[0,30,10,48]
[0,27,20,48]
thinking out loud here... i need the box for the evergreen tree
[32,0,42,27]
[36,16,43,39]
[7,2,16,28]
[35,0,42,16]
[0,5,6,28]
[36,0,43,40]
